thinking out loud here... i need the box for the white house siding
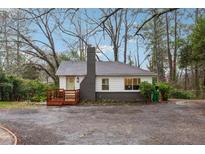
[59,76,84,90]
[75,76,85,89]
[59,76,153,91]
[59,76,66,89]
[96,76,153,92]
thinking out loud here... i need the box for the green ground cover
[0,101,42,109]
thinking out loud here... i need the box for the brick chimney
[80,46,96,101]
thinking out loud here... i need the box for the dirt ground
[0,100,205,145]
[0,126,15,144]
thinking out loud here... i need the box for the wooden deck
[47,89,80,106]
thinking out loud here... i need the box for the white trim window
[102,78,109,90]
[124,78,141,90]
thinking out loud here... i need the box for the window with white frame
[124,78,141,90]
[102,78,109,90]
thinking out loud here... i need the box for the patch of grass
[0,101,42,109]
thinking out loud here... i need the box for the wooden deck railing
[47,89,80,106]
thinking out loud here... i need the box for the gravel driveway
[0,101,205,144]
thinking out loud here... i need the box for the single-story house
[56,47,157,102]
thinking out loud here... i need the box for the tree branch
[100,8,123,26]
[17,8,55,20]
[134,8,178,36]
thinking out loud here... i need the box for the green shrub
[139,81,154,102]
[170,90,196,99]
[157,82,171,101]
[0,72,56,102]
[31,95,47,102]
[21,80,56,102]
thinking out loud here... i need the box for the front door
[66,77,75,90]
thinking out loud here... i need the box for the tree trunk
[123,9,128,64]
[123,26,128,64]
[78,18,84,61]
[203,69,205,87]
[113,44,118,62]
[155,14,165,81]
[194,8,200,96]
[195,63,200,97]
[152,11,158,74]
[173,10,177,82]
[185,67,188,90]
[165,13,173,82]
[3,12,9,67]
[136,38,140,67]
[16,10,20,65]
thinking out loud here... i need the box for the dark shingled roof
[56,61,157,76]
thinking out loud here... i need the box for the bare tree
[194,8,200,95]
[9,9,61,84]
[173,9,178,81]
[136,38,140,67]
[123,9,128,64]
[122,9,137,64]
[165,12,173,82]
[0,10,18,73]
[100,9,123,62]
[134,8,178,36]
[2,11,9,67]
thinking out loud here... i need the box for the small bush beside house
[139,81,171,103]
[139,81,170,102]
[139,81,154,102]
[157,82,171,101]
[139,81,197,102]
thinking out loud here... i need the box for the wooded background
[0,8,205,98]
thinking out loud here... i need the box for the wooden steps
[47,89,80,106]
